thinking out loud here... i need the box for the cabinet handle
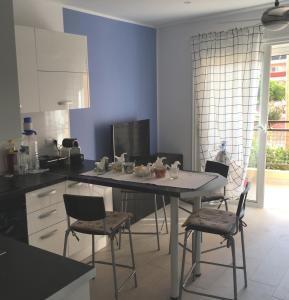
[37,189,57,198]
[38,209,57,219]
[39,229,58,240]
[57,100,73,106]
[68,182,83,188]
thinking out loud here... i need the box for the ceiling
[47,0,279,27]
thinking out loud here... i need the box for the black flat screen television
[112,119,150,158]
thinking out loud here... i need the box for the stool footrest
[200,260,245,270]
[91,260,135,270]
[182,287,234,300]
[182,262,233,300]
[118,270,137,292]
[201,244,227,254]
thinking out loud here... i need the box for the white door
[35,28,88,73]
[38,71,90,111]
[15,26,40,113]
[246,44,271,207]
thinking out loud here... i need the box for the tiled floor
[85,201,289,300]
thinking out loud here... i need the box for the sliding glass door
[249,42,289,209]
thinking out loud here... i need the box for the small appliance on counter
[60,138,78,159]
[60,138,84,166]
[39,156,67,169]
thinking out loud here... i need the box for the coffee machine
[60,138,84,166]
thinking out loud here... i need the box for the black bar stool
[179,182,250,300]
[119,190,169,251]
[169,160,230,254]
[180,160,230,212]
[63,194,137,300]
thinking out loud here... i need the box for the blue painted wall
[63,9,157,160]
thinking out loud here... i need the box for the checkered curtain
[192,26,264,197]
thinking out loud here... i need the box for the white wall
[157,7,289,170]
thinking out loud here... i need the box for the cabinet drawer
[38,71,90,111]
[66,181,92,196]
[29,221,67,255]
[26,182,65,214]
[92,185,113,211]
[27,202,66,235]
[66,181,113,211]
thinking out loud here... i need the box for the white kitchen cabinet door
[91,185,113,211]
[66,181,92,196]
[38,71,90,111]
[27,201,66,235]
[26,182,65,214]
[29,220,67,256]
[15,25,39,113]
[35,28,88,73]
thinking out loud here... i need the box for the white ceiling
[47,0,279,27]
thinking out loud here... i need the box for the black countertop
[0,159,217,198]
[0,160,95,198]
[0,160,184,198]
[0,235,94,300]
[0,172,67,198]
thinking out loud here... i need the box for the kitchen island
[0,235,95,300]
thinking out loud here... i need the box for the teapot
[134,163,152,177]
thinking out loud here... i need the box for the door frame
[254,37,289,208]
[253,43,271,208]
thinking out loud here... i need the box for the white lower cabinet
[26,181,112,261]
[27,201,66,235]
[29,221,67,255]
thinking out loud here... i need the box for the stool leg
[168,230,171,255]
[230,237,238,300]
[63,229,70,257]
[154,194,160,251]
[110,235,118,300]
[192,229,198,278]
[224,199,228,211]
[162,195,169,234]
[118,192,128,250]
[92,234,95,267]
[127,219,138,288]
[240,225,248,287]
[179,230,189,300]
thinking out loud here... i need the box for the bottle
[18,146,29,175]
[6,140,18,174]
[21,117,39,171]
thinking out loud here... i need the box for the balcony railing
[250,120,289,169]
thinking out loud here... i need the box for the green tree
[269,80,285,102]
[268,105,282,120]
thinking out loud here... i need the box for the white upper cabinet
[35,28,88,73]
[38,72,90,111]
[15,26,40,113]
[14,26,90,113]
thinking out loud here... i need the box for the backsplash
[0,110,70,174]
[22,110,70,155]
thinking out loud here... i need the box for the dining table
[69,168,227,299]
